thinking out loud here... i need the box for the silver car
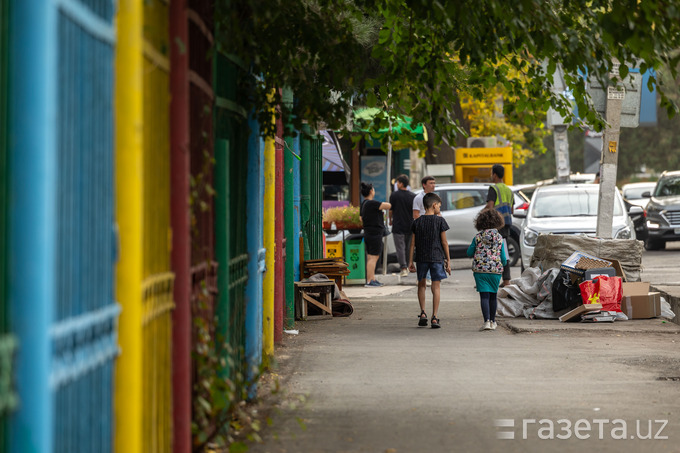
[385,183,525,266]
[516,184,640,269]
[621,182,656,209]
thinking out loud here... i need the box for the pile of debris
[302,257,350,289]
[498,235,674,322]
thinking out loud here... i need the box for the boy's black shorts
[364,234,383,256]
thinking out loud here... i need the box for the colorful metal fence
[9,0,118,451]
[300,131,324,260]
[310,136,324,259]
[169,0,191,450]
[0,0,16,450]
[115,0,173,451]
[186,2,220,446]
[141,1,174,451]
[214,50,249,380]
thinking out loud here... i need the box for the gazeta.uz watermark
[495,418,669,440]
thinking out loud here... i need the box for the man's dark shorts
[364,234,383,256]
[416,262,447,281]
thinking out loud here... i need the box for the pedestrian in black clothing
[389,174,416,277]
[408,192,451,328]
[360,182,391,287]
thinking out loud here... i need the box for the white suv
[516,184,639,269]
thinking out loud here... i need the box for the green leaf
[197,396,212,413]
[229,442,249,453]
[366,92,377,107]
[378,28,391,44]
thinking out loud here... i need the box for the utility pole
[552,125,570,183]
[545,63,571,183]
[382,117,392,276]
[596,81,624,238]
[589,62,642,238]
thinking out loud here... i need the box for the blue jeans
[480,292,498,322]
[416,262,447,281]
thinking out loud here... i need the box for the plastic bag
[579,275,623,312]
[552,269,582,312]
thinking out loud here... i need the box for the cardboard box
[620,282,661,319]
[602,258,628,282]
[559,303,602,322]
[560,252,612,277]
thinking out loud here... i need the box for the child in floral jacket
[467,208,508,331]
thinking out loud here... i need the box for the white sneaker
[426,278,432,286]
[490,321,497,330]
[400,268,409,277]
[482,321,491,331]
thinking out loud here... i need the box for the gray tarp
[529,235,643,282]
[498,267,566,319]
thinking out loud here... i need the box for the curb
[651,284,680,326]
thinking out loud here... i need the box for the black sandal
[431,316,441,329]
[418,310,428,327]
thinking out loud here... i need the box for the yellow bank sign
[455,147,513,164]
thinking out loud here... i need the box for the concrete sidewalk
[248,264,680,453]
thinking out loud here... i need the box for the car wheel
[506,236,520,267]
[645,238,665,251]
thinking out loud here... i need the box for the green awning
[353,108,426,141]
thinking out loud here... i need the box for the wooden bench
[295,281,334,320]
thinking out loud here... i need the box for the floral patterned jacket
[469,229,504,274]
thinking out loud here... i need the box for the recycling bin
[344,234,365,282]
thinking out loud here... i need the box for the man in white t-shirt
[412,176,436,284]
[413,175,436,219]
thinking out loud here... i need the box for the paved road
[642,241,680,286]
[247,249,680,453]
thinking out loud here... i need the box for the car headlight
[523,228,539,246]
[646,220,660,229]
[615,226,631,239]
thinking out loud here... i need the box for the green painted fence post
[300,125,311,261]
[282,88,295,328]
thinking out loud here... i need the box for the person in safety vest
[485,164,513,287]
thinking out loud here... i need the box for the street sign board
[587,73,642,128]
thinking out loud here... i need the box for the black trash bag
[552,269,582,312]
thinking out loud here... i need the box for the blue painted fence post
[245,113,265,392]
[8,0,56,451]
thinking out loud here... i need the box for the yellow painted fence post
[115,0,144,452]
[115,1,174,452]
[263,127,275,363]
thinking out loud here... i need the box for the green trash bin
[344,235,365,283]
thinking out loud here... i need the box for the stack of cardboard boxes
[558,251,660,322]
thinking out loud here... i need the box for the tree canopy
[221,0,680,146]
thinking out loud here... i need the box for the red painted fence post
[169,1,191,451]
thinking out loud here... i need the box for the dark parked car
[643,170,680,250]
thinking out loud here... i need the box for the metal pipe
[283,88,296,329]
[169,1,191,449]
[262,102,276,362]
[113,1,144,451]
[383,119,392,275]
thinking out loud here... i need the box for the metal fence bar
[0,0,15,449]
[214,50,249,380]
[169,2,191,451]
[114,0,144,451]
[8,0,58,450]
